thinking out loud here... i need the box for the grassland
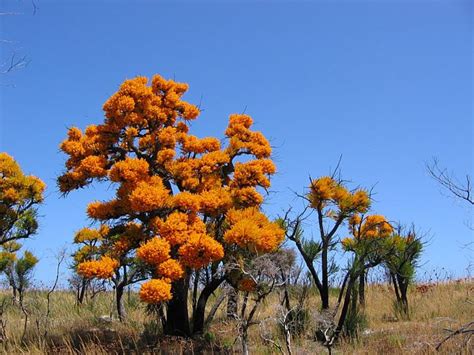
[0,279,472,354]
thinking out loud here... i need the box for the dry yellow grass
[0,280,472,354]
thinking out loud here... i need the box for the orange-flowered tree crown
[59,74,284,303]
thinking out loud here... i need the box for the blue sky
[0,0,472,284]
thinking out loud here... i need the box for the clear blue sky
[1,0,472,284]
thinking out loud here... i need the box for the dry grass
[0,280,472,354]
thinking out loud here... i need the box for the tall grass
[0,279,471,354]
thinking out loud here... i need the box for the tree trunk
[391,272,401,302]
[164,278,191,337]
[321,241,329,309]
[334,274,355,340]
[397,275,409,316]
[78,278,87,304]
[116,283,126,322]
[192,270,200,313]
[241,327,249,355]
[18,287,24,308]
[291,237,324,307]
[205,291,226,327]
[11,285,18,304]
[358,271,365,307]
[226,287,239,319]
[192,277,225,334]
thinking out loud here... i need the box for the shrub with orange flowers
[58,74,283,335]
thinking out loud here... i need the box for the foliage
[384,229,423,287]
[1,242,38,303]
[308,176,370,216]
[342,213,393,264]
[384,226,423,318]
[0,153,45,246]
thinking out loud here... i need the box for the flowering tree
[58,74,284,336]
[286,175,370,310]
[306,214,393,349]
[0,153,45,246]
[343,214,394,307]
[330,213,392,342]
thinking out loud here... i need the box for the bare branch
[427,158,473,206]
[1,53,29,74]
[436,321,474,351]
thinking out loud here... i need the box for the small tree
[384,225,423,319]
[72,224,147,321]
[285,174,370,310]
[338,214,393,336]
[307,213,394,352]
[0,242,38,306]
[0,152,45,246]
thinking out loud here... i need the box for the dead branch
[436,321,474,351]
[427,158,473,206]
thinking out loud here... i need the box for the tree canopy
[58,74,284,314]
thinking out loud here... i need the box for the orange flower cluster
[231,186,263,207]
[157,259,184,281]
[77,256,119,279]
[349,214,393,240]
[181,135,221,154]
[129,177,169,212]
[58,126,109,191]
[168,150,230,192]
[199,188,233,216]
[136,237,171,265]
[74,225,109,243]
[342,214,393,252]
[225,114,272,159]
[154,212,206,246]
[224,208,284,253]
[109,157,150,183]
[136,237,186,281]
[0,153,45,205]
[172,192,202,213]
[309,176,370,214]
[360,215,393,239]
[87,199,125,221]
[139,278,172,303]
[232,159,276,189]
[178,234,224,269]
